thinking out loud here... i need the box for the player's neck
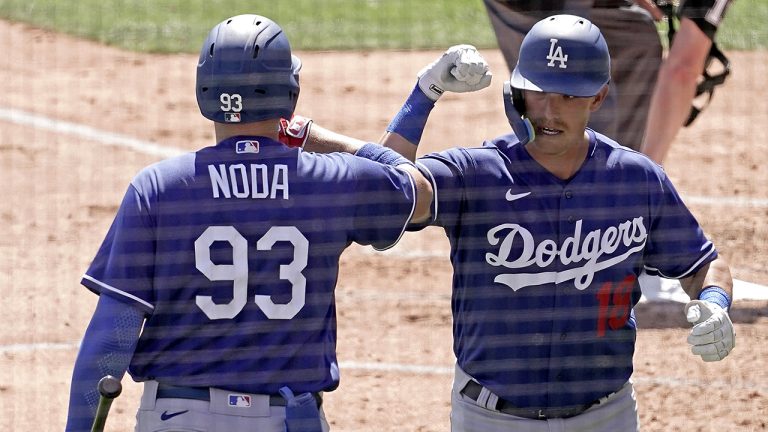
[525,131,590,180]
[214,120,280,143]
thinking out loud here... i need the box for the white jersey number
[219,93,243,112]
[194,226,308,320]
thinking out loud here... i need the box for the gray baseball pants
[134,380,330,432]
[450,364,640,432]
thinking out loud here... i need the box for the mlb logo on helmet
[228,394,252,407]
[224,113,241,123]
[236,140,260,154]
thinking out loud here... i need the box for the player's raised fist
[417,44,492,101]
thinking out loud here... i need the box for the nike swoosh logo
[160,410,189,421]
[506,190,531,202]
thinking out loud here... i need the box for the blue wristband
[386,84,436,145]
[355,143,413,167]
[698,286,731,310]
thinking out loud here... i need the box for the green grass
[0,0,764,53]
[0,0,497,52]
[717,0,768,50]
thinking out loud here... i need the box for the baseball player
[65,14,448,432]
[296,14,737,432]
[482,0,663,151]
[641,0,735,163]
[482,2,679,302]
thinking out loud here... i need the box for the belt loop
[477,386,499,411]
[486,390,500,411]
[141,380,159,410]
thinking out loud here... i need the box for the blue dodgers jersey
[414,130,716,410]
[81,136,416,394]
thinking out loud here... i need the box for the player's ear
[589,84,610,112]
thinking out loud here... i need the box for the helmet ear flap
[512,86,526,117]
[503,81,535,145]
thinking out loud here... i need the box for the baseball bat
[90,375,123,432]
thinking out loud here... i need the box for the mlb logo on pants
[228,394,252,407]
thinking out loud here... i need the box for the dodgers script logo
[485,218,647,291]
[547,38,568,69]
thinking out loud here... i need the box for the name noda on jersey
[485,217,647,292]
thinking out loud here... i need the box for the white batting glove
[417,44,492,101]
[685,300,735,362]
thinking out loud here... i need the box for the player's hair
[196,15,301,123]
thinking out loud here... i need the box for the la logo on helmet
[546,38,568,69]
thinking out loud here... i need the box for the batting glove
[417,45,492,101]
[685,300,736,362]
[278,115,313,148]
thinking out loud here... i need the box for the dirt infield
[0,20,766,431]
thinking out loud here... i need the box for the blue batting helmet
[504,14,611,144]
[196,15,301,123]
[511,14,610,97]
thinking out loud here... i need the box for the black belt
[156,384,322,408]
[460,381,599,420]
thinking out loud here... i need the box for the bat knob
[98,375,123,399]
